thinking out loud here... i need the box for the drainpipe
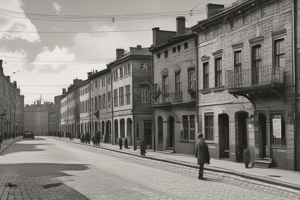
[292,0,298,171]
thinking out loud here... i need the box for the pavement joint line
[49,137,300,194]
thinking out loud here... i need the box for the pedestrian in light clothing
[196,133,210,180]
[140,136,146,156]
[243,146,250,168]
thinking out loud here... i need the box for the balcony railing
[226,65,285,89]
[162,92,183,103]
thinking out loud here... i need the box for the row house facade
[0,60,24,137]
[88,68,112,144]
[24,101,54,136]
[149,17,198,154]
[191,0,300,170]
[60,79,82,137]
[107,46,152,147]
[78,78,91,136]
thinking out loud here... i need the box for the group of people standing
[80,131,101,146]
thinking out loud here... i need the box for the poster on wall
[272,115,281,138]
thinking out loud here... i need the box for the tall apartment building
[24,101,54,136]
[192,0,300,170]
[0,60,24,137]
[107,46,152,147]
[150,17,198,154]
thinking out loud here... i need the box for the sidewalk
[0,136,22,155]
[49,136,300,191]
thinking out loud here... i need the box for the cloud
[29,46,75,73]
[0,0,40,42]
[53,2,62,14]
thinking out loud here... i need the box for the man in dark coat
[140,136,146,156]
[118,137,123,150]
[86,132,90,144]
[243,146,250,168]
[96,131,101,146]
[124,138,129,149]
[196,133,210,180]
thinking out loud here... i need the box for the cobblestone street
[0,137,297,200]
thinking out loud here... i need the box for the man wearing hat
[196,133,210,180]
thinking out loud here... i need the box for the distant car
[23,131,34,139]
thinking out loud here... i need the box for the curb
[49,136,300,192]
[0,138,23,155]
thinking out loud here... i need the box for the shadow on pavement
[0,163,89,199]
[1,143,46,155]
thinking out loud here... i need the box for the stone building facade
[150,17,198,154]
[192,0,299,170]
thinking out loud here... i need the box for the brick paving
[0,137,299,200]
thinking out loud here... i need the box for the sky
[0,0,235,105]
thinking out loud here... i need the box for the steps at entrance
[164,147,175,153]
[253,158,272,168]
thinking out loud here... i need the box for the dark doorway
[158,117,163,150]
[114,120,118,145]
[120,119,125,138]
[167,117,175,148]
[237,112,248,162]
[127,119,132,145]
[219,114,229,159]
[144,120,152,149]
[259,113,267,158]
[105,121,111,143]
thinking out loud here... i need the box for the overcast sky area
[0,0,235,105]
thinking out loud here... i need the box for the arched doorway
[120,119,125,138]
[219,114,229,159]
[236,112,249,162]
[102,121,105,135]
[114,120,118,144]
[127,118,132,145]
[105,120,111,143]
[158,117,163,150]
[167,117,175,148]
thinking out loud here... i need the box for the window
[114,89,118,107]
[119,87,124,106]
[107,92,111,107]
[114,70,118,80]
[125,85,130,105]
[124,64,128,74]
[175,73,181,92]
[215,57,222,87]
[102,94,106,108]
[252,45,262,84]
[271,114,285,145]
[102,78,105,87]
[177,45,181,52]
[142,89,149,103]
[127,64,131,74]
[141,63,148,71]
[99,96,102,109]
[164,50,168,58]
[203,62,209,89]
[95,97,97,109]
[182,115,196,141]
[173,47,176,53]
[205,114,213,140]
[234,51,242,85]
[184,42,188,49]
[95,81,98,88]
[157,53,161,59]
[274,39,285,67]
[91,98,93,110]
[120,67,123,78]
[188,70,195,91]
[213,28,218,37]
[162,76,168,94]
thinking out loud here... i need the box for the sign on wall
[272,115,281,138]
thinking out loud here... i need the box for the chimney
[0,60,3,74]
[176,16,186,35]
[137,45,142,49]
[87,72,92,77]
[14,81,17,88]
[152,27,160,46]
[116,48,125,60]
[62,88,66,94]
[6,76,10,82]
[206,4,225,18]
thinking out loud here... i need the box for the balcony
[226,65,285,99]
[162,92,183,103]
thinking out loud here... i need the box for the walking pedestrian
[0,134,3,148]
[92,134,96,146]
[196,133,210,180]
[243,146,250,168]
[96,131,101,146]
[86,132,90,144]
[140,136,146,156]
[118,137,123,150]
